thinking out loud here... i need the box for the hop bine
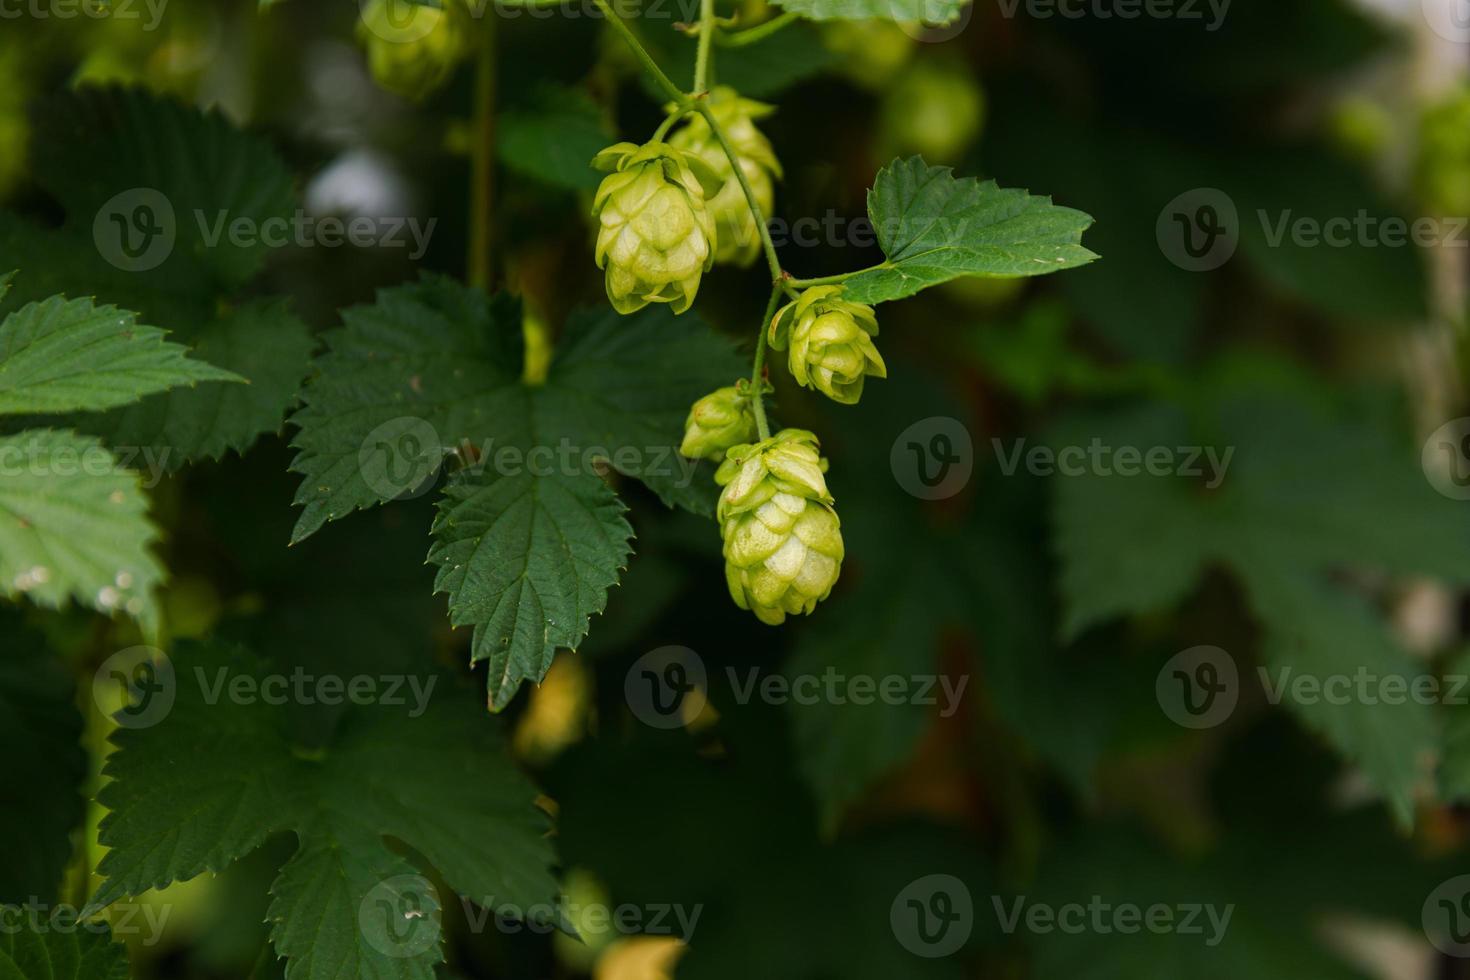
[357,0,471,102]
[770,286,886,405]
[680,384,761,462]
[591,141,722,315]
[716,430,844,625]
[668,87,783,267]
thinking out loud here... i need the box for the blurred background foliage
[2,0,1470,977]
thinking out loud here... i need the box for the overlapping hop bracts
[357,0,471,102]
[669,87,782,267]
[769,285,886,405]
[716,429,843,625]
[591,141,721,314]
[680,385,759,461]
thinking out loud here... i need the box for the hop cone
[680,385,759,461]
[770,286,886,405]
[669,88,782,267]
[717,429,843,625]
[357,0,470,102]
[592,141,721,315]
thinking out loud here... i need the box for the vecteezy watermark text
[993,896,1234,946]
[195,210,436,261]
[995,0,1230,30]
[993,438,1234,487]
[1,899,171,947]
[0,0,167,30]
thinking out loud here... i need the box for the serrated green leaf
[92,642,560,980]
[842,156,1097,305]
[1051,391,1468,822]
[76,299,315,467]
[0,428,162,625]
[0,919,129,980]
[430,469,633,710]
[288,276,742,542]
[0,290,239,416]
[0,615,86,904]
[771,0,966,23]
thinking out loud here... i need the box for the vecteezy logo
[358,417,443,501]
[1423,875,1470,956]
[1422,418,1470,501]
[94,646,176,729]
[359,874,441,960]
[891,874,973,958]
[1422,0,1470,44]
[1155,645,1238,729]
[891,417,974,500]
[93,188,176,273]
[359,0,442,44]
[1156,188,1239,272]
[892,0,974,42]
[624,646,708,729]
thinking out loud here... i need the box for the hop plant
[716,429,844,625]
[669,88,782,267]
[592,141,722,315]
[680,384,760,461]
[357,0,471,102]
[770,286,886,405]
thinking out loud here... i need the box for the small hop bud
[357,0,471,102]
[716,429,844,625]
[769,286,886,405]
[592,141,722,315]
[680,385,759,461]
[669,87,782,267]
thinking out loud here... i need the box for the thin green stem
[694,103,783,285]
[467,15,497,289]
[787,262,889,289]
[717,9,799,47]
[651,108,683,142]
[693,0,715,92]
[593,0,688,105]
[750,283,782,440]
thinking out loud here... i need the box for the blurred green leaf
[1052,386,1468,822]
[500,91,611,192]
[0,614,85,904]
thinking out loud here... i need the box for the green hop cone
[668,87,782,267]
[716,429,844,625]
[357,0,471,102]
[769,285,886,405]
[680,384,759,461]
[592,141,722,315]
